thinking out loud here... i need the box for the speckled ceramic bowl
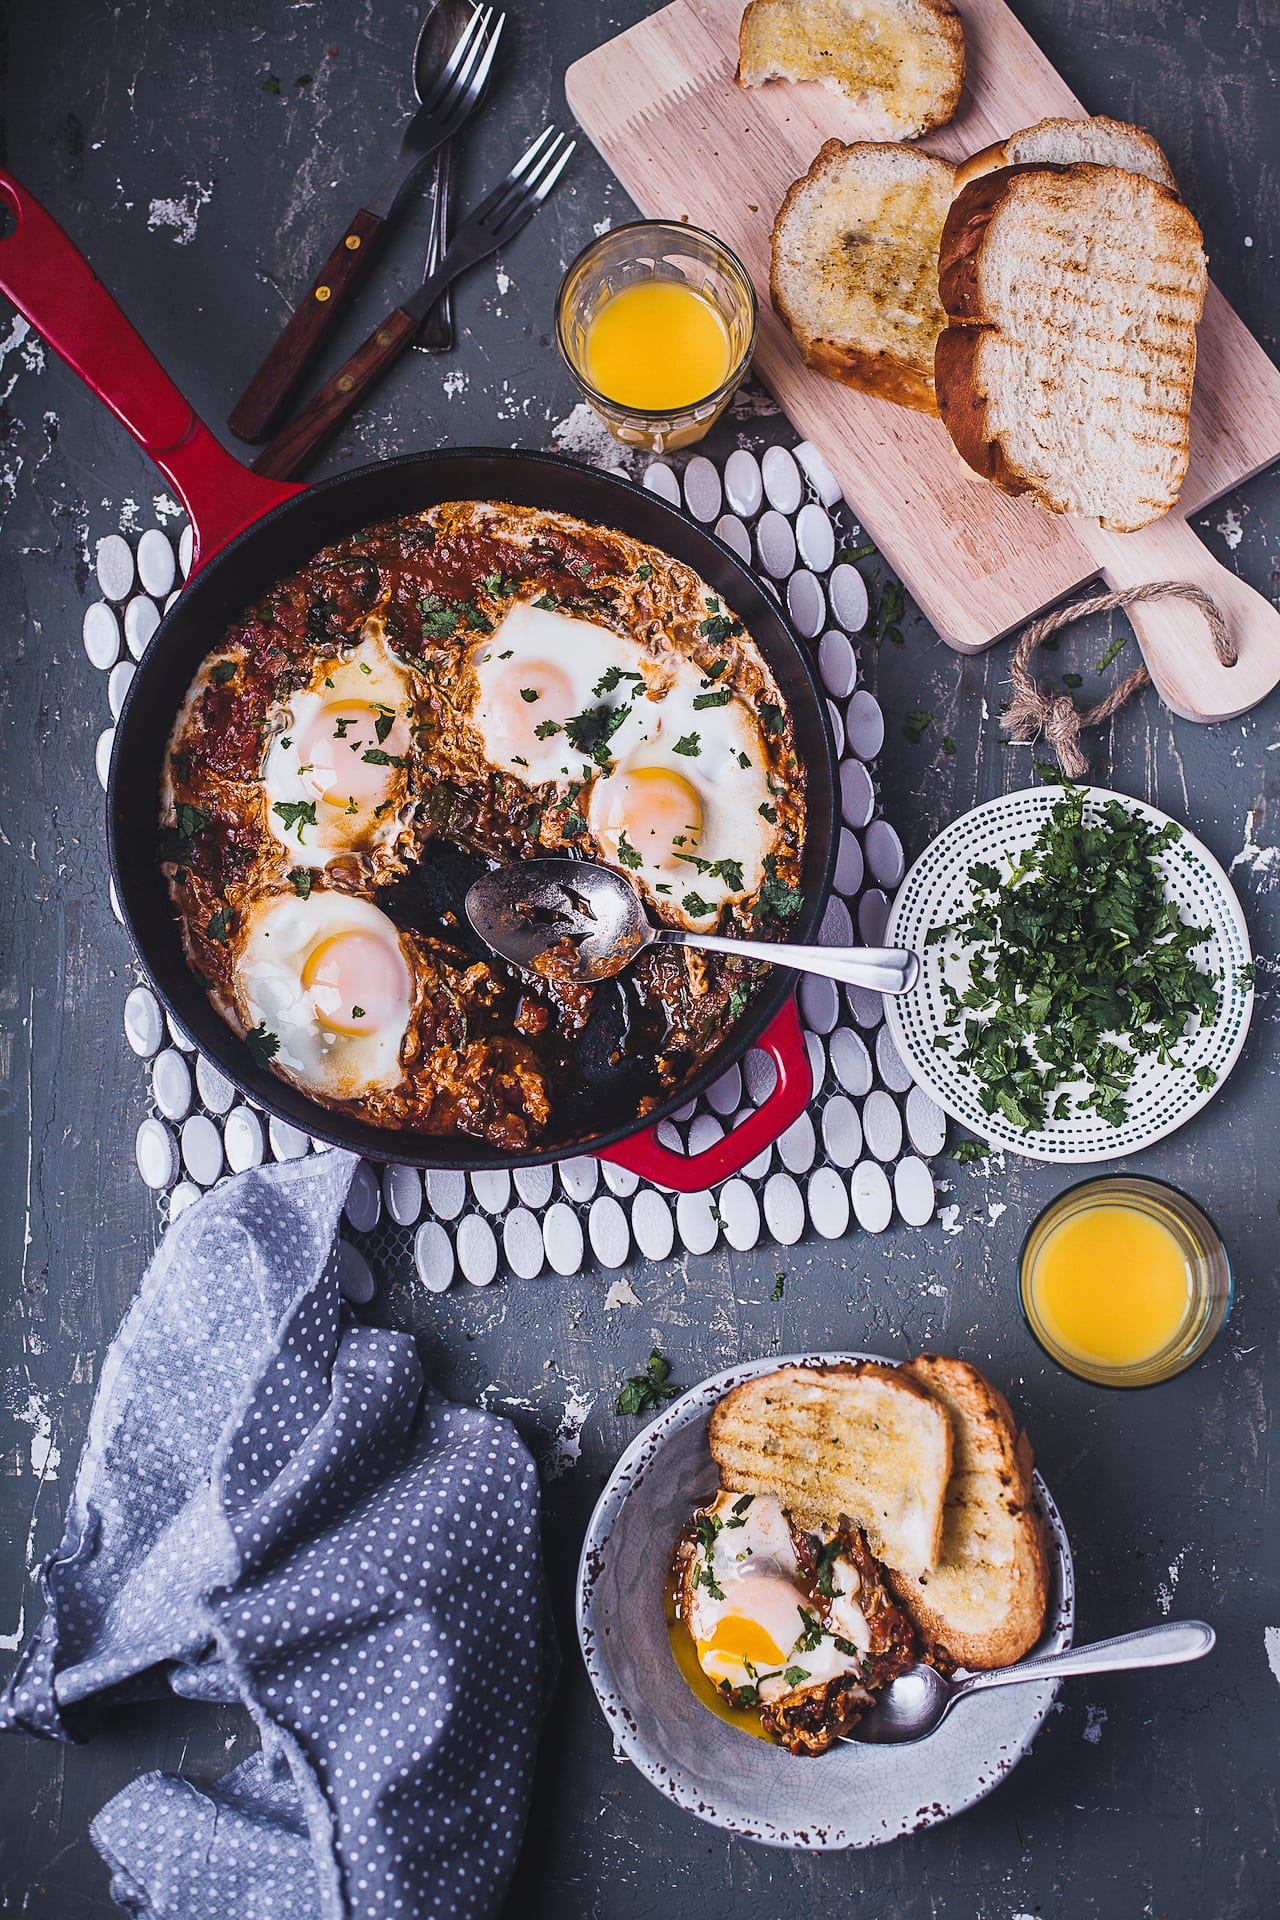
[576,1353,1074,1849]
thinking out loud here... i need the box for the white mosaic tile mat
[88,438,946,1294]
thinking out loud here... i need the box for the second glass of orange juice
[555,222,757,451]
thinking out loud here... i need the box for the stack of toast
[709,1353,1049,1671]
[751,0,1207,531]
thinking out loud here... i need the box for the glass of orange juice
[1020,1175,1232,1388]
[555,222,757,452]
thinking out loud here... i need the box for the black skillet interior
[108,449,838,1170]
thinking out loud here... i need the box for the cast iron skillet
[0,172,837,1181]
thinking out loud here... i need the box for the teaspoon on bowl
[845,1618,1216,1746]
[464,857,920,994]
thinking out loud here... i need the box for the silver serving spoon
[846,1619,1216,1745]
[464,858,919,993]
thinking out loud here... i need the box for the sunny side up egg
[681,1491,872,1705]
[262,628,416,870]
[468,600,779,930]
[233,891,416,1101]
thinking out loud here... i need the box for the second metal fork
[252,128,575,481]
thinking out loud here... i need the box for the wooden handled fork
[251,128,575,482]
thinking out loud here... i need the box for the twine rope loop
[1001,580,1235,778]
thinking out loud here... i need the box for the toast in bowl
[707,1359,953,1574]
[738,0,965,139]
[889,1354,1049,1669]
[935,161,1207,530]
[771,140,957,412]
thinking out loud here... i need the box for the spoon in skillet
[464,857,919,994]
[844,1619,1216,1745]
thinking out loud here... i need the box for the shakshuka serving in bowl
[159,500,809,1152]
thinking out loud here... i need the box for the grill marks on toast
[737,0,965,140]
[708,1360,953,1573]
[936,163,1207,530]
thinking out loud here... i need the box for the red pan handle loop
[600,996,811,1194]
[0,171,302,567]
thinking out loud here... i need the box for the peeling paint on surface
[442,370,467,400]
[1155,1546,1188,1616]
[1083,1704,1107,1744]
[551,401,640,472]
[146,181,214,245]
[13,1389,60,1479]
[544,1386,595,1480]
[1265,1627,1280,1687]
[1217,507,1244,549]
[604,1277,640,1311]
[939,1204,963,1235]
[1230,810,1279,890]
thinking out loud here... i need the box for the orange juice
[1027,1204,1192,1369]
[584,280,732,411]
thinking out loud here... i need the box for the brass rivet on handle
[315,285,332,302]
[376,330,394,348]
[345,235,362,251]
[336,375,355,393]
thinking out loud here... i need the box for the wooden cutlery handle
[1091,512,1280,723]
[229,207,388,443]
[250,305,419,481]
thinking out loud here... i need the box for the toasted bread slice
[936,162,1207,530]
[771,140,956,412]
[954,114,1176,195]
[738,0,965,139]
[888,1355,1048,1669]
[708,1361,953,1573]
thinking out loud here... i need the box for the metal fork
[228,5,505,443]
[252,128,576,481]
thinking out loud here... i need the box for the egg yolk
[293,699,409,813]
[480,659,577,762]
[594,767,703,870]
[300,929,410,1038]
[697,1614,790,1671]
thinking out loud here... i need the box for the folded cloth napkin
[1,1150,552,1920]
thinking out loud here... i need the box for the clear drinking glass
[1019,1175,1233,1389]
[555,221,758,453]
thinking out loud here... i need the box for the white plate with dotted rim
[576,1352,1073,1851]
[882,787,1254,1163]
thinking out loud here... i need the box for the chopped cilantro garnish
[1096,634,1128,673]
[756,857,803,922]
[904,707,932,744]
[288,867,312,899]
[351,1005,365,1019]
[758,801,777,823]
[949,1140,990,1163]
[783,1666,811,1688]
[593,665,643,697]
[205,907,234,942]
[519,687,539,703]
[1063,672,1083,691]
[693,688,731,710]
[246,1023,279,1067]
[616,832,643,871]
[682,890,714,918]
[532,594,557,611]
[793,1608,825,1654]
[361,747,406,766]
[942,734,956,755]
[636,563,653,580]
[729,984,751,1022]
[209,659,238,684]
[928,785,1219,1131]
[813,1539,843,1599]
[273,799,318,842]
[158,802,211,863]
[614,1348,679,1416]
[533,719,562,740]
[758,703,784,736]
[770,1272,784,1300]
[373,709,395,743]
[672,733,701,757]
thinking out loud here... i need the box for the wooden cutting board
[565,0,1280,723]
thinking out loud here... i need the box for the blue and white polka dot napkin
[1,1151,552,1919]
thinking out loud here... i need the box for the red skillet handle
[0,171,301,567]
[601,997,812,1194]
